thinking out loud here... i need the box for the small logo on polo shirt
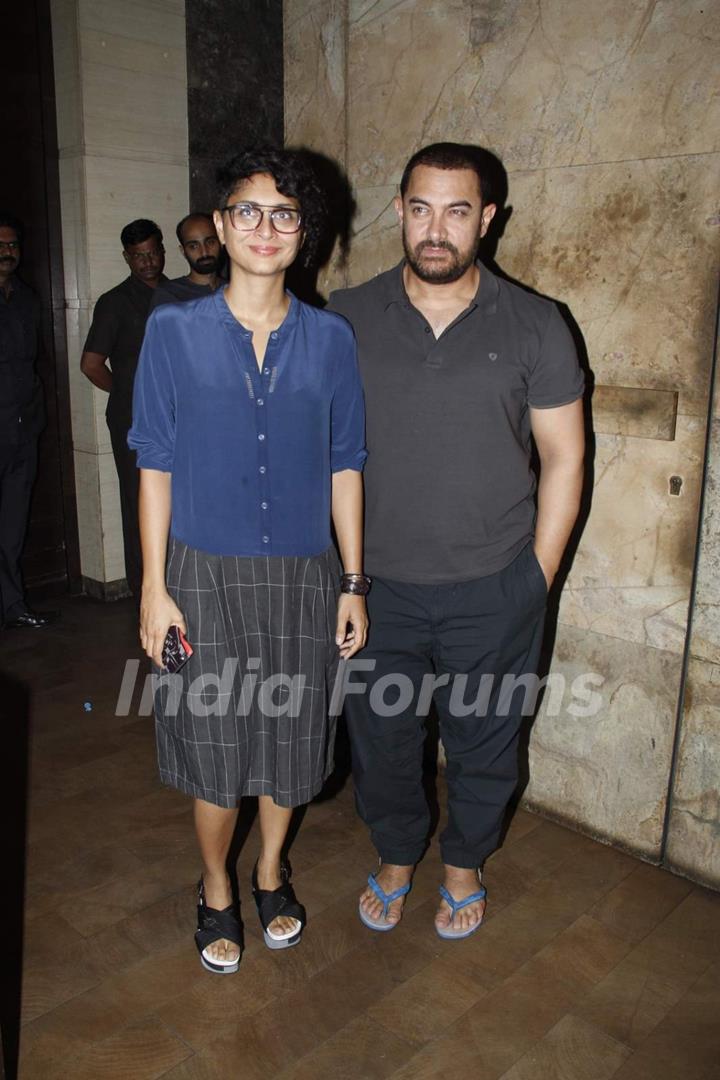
[488,352,498,362]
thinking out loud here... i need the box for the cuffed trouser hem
[374,847,426,867]
[439,848,488,871]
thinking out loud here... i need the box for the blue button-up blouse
[128,289,367,557]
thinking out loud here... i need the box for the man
[0,213,58,629]
[329,143,585,939]
[149,213,223,310]
[80,219,166,597]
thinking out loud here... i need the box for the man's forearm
[533,459,584,585]
[80,350,113,392]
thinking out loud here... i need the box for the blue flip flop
[435,882,487,940]
[358,872,412,931]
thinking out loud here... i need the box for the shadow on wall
[285,148,357,307]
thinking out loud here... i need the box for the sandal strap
[367,873,411,918]
[195,902,242,951]
[438,883,487,915]
[253,881,305,933]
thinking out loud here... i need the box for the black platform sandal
[194,877,243,974]
[252,859,306,950]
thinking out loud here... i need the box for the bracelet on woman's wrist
[340,572,371,596]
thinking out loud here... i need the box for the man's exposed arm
[80,350,113,392]
[530,398,585,588]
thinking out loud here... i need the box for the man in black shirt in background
[149,213,222,310]
[0,213,57,628]
[80,219,166,597]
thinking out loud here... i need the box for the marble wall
[666,371,720,887]
[186,0,284,213]
[51,0,189,591]
[285,0,720,879]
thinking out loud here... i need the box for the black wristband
[340,572,371,596]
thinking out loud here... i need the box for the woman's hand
[140,584,186,668]
[335,594,368,660]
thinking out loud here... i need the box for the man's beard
[188,256,219,275]
[402,234,478,284]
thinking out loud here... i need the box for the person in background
[0,212,58,629]
[149,213,223,311]
[129,148,367,974]
[329,142,585,940]
[80,220,166,598]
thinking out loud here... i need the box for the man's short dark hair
[216,148,326,268]
[120,219,163,249]
[176,212,214,245]
[0,212,24,243]
[399,143,499,205]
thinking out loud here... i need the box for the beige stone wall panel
[346,0,719,184]
[687,418,720,666]
[498,157,720,419]
[523,624,683,858]
[558,415,705,653]
[665,658,720,887]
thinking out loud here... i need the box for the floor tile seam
[27,1010,196,1080]
[619,959,719,1060]
[149,1011,201,1059]
[271,1008,419,1080]
[532,844,639,901]
[370,976,489,1051]
[46,877,202,942]
[182,938,393,1056]
[181,981,298,1058]
[287,935,442,1031]
[493,1013,634,1080]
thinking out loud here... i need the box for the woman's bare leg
[256,795,299,936]
[194,797,240,963]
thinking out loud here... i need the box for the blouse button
[257,398,264,406]
[258,433,265,441]
[259,466,266,474]
[271,332,278,339]
[260,501,268,510]
[262,535,270,544]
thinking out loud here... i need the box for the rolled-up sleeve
[127,310,176,471]
[330,324,367,473]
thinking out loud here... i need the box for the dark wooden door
[0,0,80,596]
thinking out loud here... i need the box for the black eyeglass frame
[220,202,304,234]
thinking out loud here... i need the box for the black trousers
[0,440,37,622]
[108,423,142,598]
[343,542,547,869]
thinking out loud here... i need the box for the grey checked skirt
[154,538,341,808]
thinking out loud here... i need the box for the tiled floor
[9,595,720,1079]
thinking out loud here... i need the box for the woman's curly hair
[216,148,327,269]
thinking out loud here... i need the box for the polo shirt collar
[382,259,499,317]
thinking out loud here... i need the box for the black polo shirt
[83,274,166,432]
[0,276,45,447]
[148,275,221,311]
[328,261,584,584]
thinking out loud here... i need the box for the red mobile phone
[161,625,193,673]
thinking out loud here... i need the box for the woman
[128,148,368,974]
